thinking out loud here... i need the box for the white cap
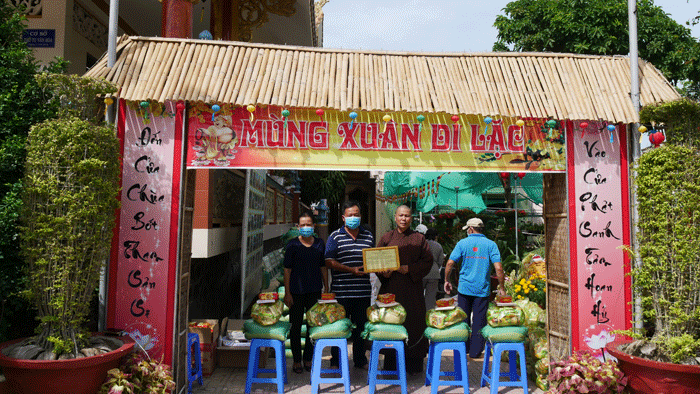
[415,224,428,234]
[462,218,484,230]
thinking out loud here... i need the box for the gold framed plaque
[362,246,400,273]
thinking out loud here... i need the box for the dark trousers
[331,296,370,368]
[289,292,321,363]
[457,292,490,358]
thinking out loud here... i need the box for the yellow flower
[514,285,521,292]
[524,289,530,294]
[519,279,526,285]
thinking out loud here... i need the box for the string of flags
[376,173,448,202]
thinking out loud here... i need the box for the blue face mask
[345,216,361,229]
[299,226,314,237]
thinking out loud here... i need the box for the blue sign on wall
[23,29,55,48]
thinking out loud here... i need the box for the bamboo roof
[85,35,681,123]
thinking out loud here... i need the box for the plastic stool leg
[425,342,434,386]
[481,341,492,387]
[490,345,502,394]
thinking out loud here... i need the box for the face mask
[299,226,314,237]
[345,216,361,229]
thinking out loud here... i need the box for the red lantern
[580,122,588,128]
[451,115,460,123]
[499,172,510,179]
[316,108,324,117]
[517,172,526,179]
[649,131,665,147]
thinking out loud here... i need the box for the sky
[322,0,700,53]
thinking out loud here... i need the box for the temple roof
[85,35,681,123]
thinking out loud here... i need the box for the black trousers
[457,292,490,358]
[289,292,321,363]
[331,296,370,368]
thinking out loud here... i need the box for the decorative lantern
[247,104,256,121]
[638,125,647,134]
[451,115,460,123]
[140,101,150,120]
[282,109,290,129]
[417,114,425,132]
[211,104,220,122]
[649,131,665,147]
[517,172,526,179]
[349,111,358,128]
[316,108,324,118]
[499,172,510,180]
[607,124,616,143]
[484,116,492,134]
[579,121,589,138]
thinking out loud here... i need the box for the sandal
[293,363,304,374]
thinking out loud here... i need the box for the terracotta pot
[0,334,135,394]
[606,340,700,394]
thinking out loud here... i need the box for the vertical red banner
[108,100,182,363]
[568,121,631,357]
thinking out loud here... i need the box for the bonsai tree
[4,74,119,359]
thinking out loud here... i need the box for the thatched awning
[85,35,681,123]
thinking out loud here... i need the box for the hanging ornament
[316,108,325,118]
[199,30,213,40]
[546,119,557,139]
[499,172,510,180]
[517,172,526,179]
[382,114,392,134]
[607,124,616,143]
[211,104,220,122]
[417,114,425,132]
[579,122,589,138]
[349,111,358,128]
[282,109,290,130]
[104,97,113,116]
[140,101,150,120]
[484,116,492,135]
[638,125,647,134]
[451,115,460,123]
[515,119,525,139]
[247,105,256,122]
[649,130,665,147]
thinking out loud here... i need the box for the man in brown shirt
[377,205,433,375]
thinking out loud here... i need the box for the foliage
[632,144,700,355]
[639,99,700,148]
[35,73,116,124]
[298,170,347,206]
[20,112,120,355]
[511,272,546,308]
[99,352,175,394]
[0,2,66,343]
[493,0,700,95]
[546,350,627,394]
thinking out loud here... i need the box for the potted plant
[605,100,700,394]
[0,73,133,394]
[98,351,175,394]
[546,350,627,393]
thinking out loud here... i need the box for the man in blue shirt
[444,217,505,359]
[325,200,375,369]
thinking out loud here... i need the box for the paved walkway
[193,345,544,394]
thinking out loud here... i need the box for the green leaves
[493,0,700,90]
[633,144,700,349]
[21,116,121,354]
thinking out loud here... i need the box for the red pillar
[161,0,193,38]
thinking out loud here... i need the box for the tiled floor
[193,344,544,394]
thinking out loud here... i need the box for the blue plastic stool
[480,341,528,394]
[424,341,469,394]
[310,338,350,394]
[245,338,287,394]
[186,333,204,394]
[367,340,407,394]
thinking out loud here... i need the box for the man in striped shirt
[325,200,375,370]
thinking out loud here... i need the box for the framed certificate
[362,246,400,273]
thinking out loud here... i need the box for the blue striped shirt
[325,226,375,299]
